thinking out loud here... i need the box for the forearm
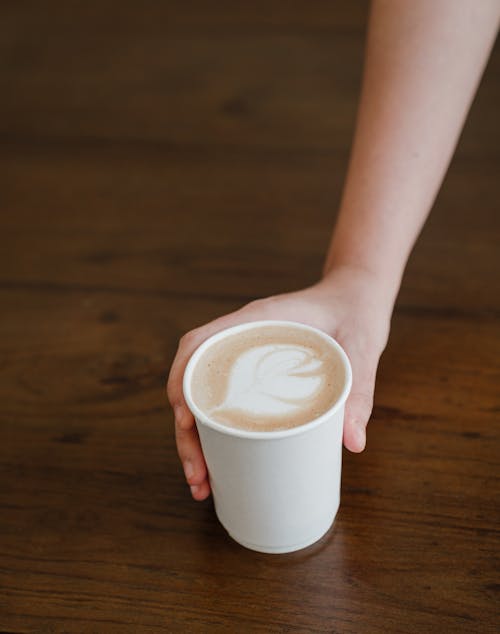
[324,0,499,307]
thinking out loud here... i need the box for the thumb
[341,343,380,453]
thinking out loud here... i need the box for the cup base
[223,518,336,554]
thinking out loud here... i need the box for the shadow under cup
[182,320,353,554]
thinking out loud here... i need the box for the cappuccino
[190,323,346,432]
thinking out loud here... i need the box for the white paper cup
[183,320,352,554]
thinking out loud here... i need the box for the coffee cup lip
[182,320,353,440]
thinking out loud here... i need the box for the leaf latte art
[190,325,345,431]
[213,345,324,418]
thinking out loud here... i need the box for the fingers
[175,422,211,500]
[167,313,243,422]
[340,338,381,453]
[167,312,248,500]
[167,328,211,500]
[167,329,203,425]
[343,391,374,452]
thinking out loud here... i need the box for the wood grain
[1,2,499,632]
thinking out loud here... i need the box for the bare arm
[168,0,499,501]
[324,0,500,304]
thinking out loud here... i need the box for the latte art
[213,345,324,418]
[190,324,345,431]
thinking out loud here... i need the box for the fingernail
[184,460,194,480]
[190,484,199,496]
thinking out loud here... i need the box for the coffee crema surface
[190,324,345,431]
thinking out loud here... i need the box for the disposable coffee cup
[183,320,352,554]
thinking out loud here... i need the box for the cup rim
[182,320,353,440]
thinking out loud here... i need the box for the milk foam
[213,344,323,418]
[190,324,345,432]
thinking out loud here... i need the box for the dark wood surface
[1,2,499,632]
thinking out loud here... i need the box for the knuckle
[174,425,190,451]
[246,298,265,310]
[165,373,173,396]
[166,377,177,405]
[175,428,198,464]
[179,327,202,349]
[179,331,193,346]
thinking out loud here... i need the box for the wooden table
[1,2,498,632]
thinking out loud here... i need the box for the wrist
[322,228,405,299]
[318,262,399,321]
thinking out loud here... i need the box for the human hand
[167,266,392,501]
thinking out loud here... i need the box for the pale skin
[167,0,500,501]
